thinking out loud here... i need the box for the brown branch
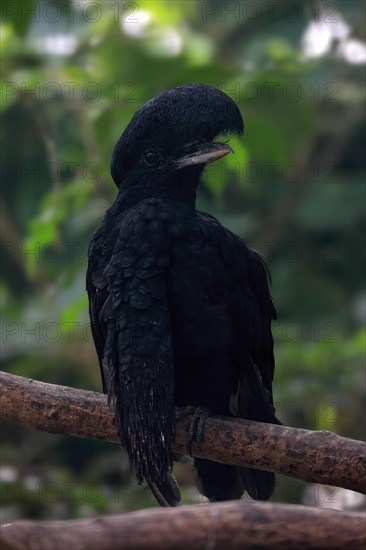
[1,371,365,494]
[1,501,365,550]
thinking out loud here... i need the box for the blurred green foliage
[1,0,365,518]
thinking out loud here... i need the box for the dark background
[1,0,365,519]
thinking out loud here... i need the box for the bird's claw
[176,406,211,456]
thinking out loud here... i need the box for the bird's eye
[144,150,162,166]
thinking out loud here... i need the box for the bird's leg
[176,406,211,456]
[190,406,211,448]
[176,405,197,421]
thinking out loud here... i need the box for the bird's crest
[111,84,244,186]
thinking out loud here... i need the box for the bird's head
[111,84,244,205]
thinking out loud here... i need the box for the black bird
[87,84,279,506]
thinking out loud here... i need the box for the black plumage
[87,84,279,506]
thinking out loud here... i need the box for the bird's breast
[166,226,233,357]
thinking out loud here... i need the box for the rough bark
[1,371,365,493]
[1,501,365,550]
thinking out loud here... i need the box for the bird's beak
[175,142,233,169]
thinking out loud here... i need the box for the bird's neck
[163,183,197,207]
[114,185,154,212]
[114,180,198,212]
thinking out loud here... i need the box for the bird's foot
[176,406,211,456]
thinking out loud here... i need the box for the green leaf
[1,1,36,36]
[60,294,88,326]
[245,116,287,165]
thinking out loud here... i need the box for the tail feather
[147,471,181,507]
[195,461,275,503]
[239,468,275,501]
[194,460,243,501]
[195,357,279,503]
